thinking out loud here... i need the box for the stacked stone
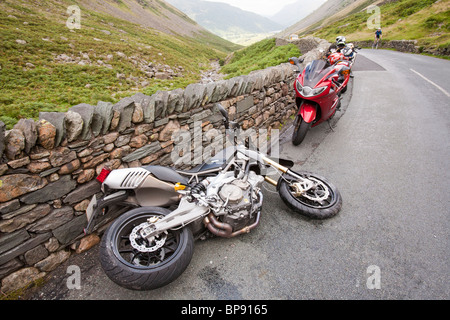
[353,40,420,53]
[0,61,297,295]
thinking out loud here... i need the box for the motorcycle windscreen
[303,59,335,88]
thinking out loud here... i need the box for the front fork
[261,156,312,192]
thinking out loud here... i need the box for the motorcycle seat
[179,161,225,175]
[143,165,189,185]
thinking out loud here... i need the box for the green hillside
[220,38,301,79]
[0,0,240,129]
[312,0,449,56]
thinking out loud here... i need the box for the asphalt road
[26,50,449,302]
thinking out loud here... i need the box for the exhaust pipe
[204,211,261,238]
[203,191,263,238]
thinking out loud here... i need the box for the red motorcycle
[289,52,351,145]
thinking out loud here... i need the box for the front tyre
[292,115,312,146]
[99,207,194,290]
[278,172,342,219]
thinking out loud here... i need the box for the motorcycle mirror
[215,103,229,128]
[289,57,303,71]
[339,67,351,76]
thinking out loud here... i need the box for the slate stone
[28,206,74,233]
[0,232,52,266]
[39,112,65,147]
[167,88,184,114]
[69,103,94,140]
[36,120,56,150]
[53,214,87,245]
[20,175,77,204]
[183,83,205,112]
[0,174,48,203]
[4,129,25,160]
[153,90,169,120]
[0,199,21,215]
[13,119,37,154]
[95,101,114,135]
[63,180,100,205]
[122,142,161,162]
[0,258,23,280]
[205,80,229,103]
[24,244,49,265]
[154,118,169,128]
[236,95,254,114]
[144,101,155,124]
[39,167,60,178]
[34,249,70,272]
[1,204,37,220]
[49,146,77,167]
[64,110,83,142]
[112,97,135,132]
[0,229,30,256]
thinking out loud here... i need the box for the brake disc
[291,177,330,203]
[129,222,167,253]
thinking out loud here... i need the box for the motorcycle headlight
[295,79,303,93]
[296,81,326,97]
[309,86,327,97]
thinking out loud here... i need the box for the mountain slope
[166,0,283,45]
[278,0,378,37]
[0,0,240,128]
[278,0,449,56]
[307,0,449,56]
[269,0,327,28]
[78,0,205,37]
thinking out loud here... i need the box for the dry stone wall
[0,62,298,294]
[354,39,420,53]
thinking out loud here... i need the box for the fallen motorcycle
[289,53,351,145]
[94,104,342,290]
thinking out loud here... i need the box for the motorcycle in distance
[94,103,343,290]
[341,43,360,65]
[289,51,352,146]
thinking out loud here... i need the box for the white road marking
[410,68,450,98]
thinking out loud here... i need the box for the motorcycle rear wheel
[99,206,194,290]
[292,115,311,146]
[278,172,342,219]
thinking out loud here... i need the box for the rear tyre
[99,206,194,290]
[278,172,342,219]
[292,115,311,146]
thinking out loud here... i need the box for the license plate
[85,195,97,222]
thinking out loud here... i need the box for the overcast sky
[203,0,299,17]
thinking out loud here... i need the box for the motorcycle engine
[217,172,264,232]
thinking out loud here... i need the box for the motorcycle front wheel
[292,115,311,146]
[99,206,194,290]
[278,172,342,219]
